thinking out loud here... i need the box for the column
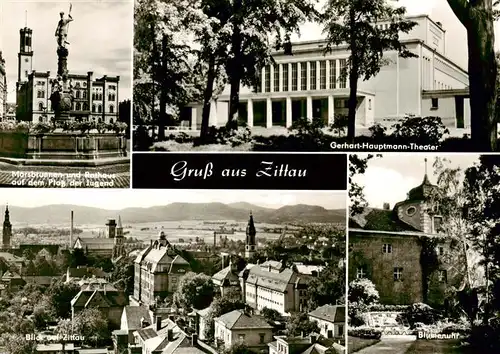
[328,95,335,125]
[325,59,330,89]
[191,107,197,129]
[316,60,320,91]
[270,65,275,92]
[306,96,312,121]
[297,62,301,91]
[279,64,283,92]
[266,97,273,128]
[247,99,254,127]
[286,97,292,127]
[306,62,311,91]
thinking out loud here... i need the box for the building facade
[348,172,467,306]
[308,305,345,339]
[72,217,125,258]
[0,51,7,121]
[133,231,191,306]
[240,260,311,315]
[16,26,120,123]
[188,15,469,131]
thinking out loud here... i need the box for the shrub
[0,121,31,133]
[289,116,325,142]
[348,326,382,340]
[348,278,380,305]
[174,132,194,144]
[195,124,252,147]
[133,125,153,151]
[329,114,348,137]
[348,302,369,327]
[390,116,449,145]
[74,121,94,134]
[396,303,442,328]
[368,123,387,139]
[30,122,53,135]
[112,121,128,134]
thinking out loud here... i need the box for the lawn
[348,336,380,353]
[405,340,471,354]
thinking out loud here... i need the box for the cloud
[1,0,133,102]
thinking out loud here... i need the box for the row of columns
[261,59,348,94]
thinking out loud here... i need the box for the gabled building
[133,231,191,306]
[308,305,345,339]
[240,260,311,315]
[1,270,26,290]
[212,257,240,297]
[214,309,274,349]
[71,280,129,329]
[120,305,152,344]
[72,217,125,258]
[348,168,467,306]
[268,334,345,354]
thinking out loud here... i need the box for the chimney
[70,210,74,247]
[383,202,390,210]
[167,329,174,341]
[140,317,147,328]
[156,316,162,331]
[310,334,317,343]
[191,333,198,346]
[436,21,442,28]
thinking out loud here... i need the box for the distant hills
[5,203,346,226]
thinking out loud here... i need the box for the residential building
[240,260,311,315]
[16,26,120,123]
[72,217,125,258]
[71,280,129,329]
[1,270,26,290]
[120,305,152,344]
[187,15,469,132]
[0,252,24,270]
[308,305,345,339]
[133,231,191,306]
[268,334,345,354]
[212,255,240,297]
[193,307,211,341]
[214,309,274,349]
[349,169,467,305]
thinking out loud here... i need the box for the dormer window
[406,206,416,216]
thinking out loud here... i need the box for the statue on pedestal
[55,11,73,48]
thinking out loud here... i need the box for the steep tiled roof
[123,306,151,330]
[246,264,305,292]
[137,327,158,340]
[215,310,273,330]
[212,265,238,283]
[308,305,345,323]
[73,237,115,250]
[71,285,128,308]
[349,208,418,232]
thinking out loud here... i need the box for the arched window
[83,102,89,111]
[38,102,44,111]
[92,104,96,113]
[92,93,96,100]
[76,102,81,111]
[99,93,103,101]
[76,90,81,99]
[109,105,114,114]
[83,91,87,99]
[97,105,102,113]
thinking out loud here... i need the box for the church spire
[3,204,12,249]
[245,211,256,259]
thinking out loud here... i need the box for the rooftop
[215,310,273,330]
[308,305,345,323]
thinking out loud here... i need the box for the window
[109,105,114,114]
[265,65,271,92]
[76,91,81,99]
[259,333,265,344]
[83,102,88,111]
[238,334,245,341]
[431,98,439,109]
[329,60,336,89]
[274,64,280,92]
[291,63,297,91]
[75,82,80,88]
[368,99,372,110]
[83,91,87,99]
[394,267,403,281]
[283,64,289,91]
[437,246,445,256]
[300,62,307,91]
[338,325,344,337]
[433,216,443,233]
[438,270,447,283]
[92,104,96,113]
[76,102,81,111]
[356,267,366,279]
[98,105,102,113]
[38,102,44,111]
[320,61,326,90]
[383,244,392,253]
[339,59,347,88]
[309,61,316,90]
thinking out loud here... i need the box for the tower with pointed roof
[245,212,256,259]
[116,215,123,238]
[2,205,12,249]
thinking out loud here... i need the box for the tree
[224,342,258,354]
[173,272,215,310]
[322,0,416,141]
[73,308,110,347]
[204,297,245,341]
[348,278,379,305]
[307,262,345,309]
[109,256,135,295]
[0,333,36,354]
[349,154,380,216]
[285,312,319,336]
[260,307,282,322]
[447,0,498,151]
[48,281,80,318]
[225,0,319,124]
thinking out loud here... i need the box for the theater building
[188,15,469,132]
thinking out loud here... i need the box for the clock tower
[18,27,33,83]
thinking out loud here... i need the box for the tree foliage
[348,278,379,305]
[322,0,417,140]
[349,154,380,216]
[48,280,80,319]
[204,297,245,341]
[73,308,110,347]
[307,262,345,309]
[173,272,215,310]
[285,312,319,336]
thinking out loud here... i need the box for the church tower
[2,205,12,249]
[18,26,33,84]
[114,216,123,246]
[106,219,117,238]
[245,212,256,259]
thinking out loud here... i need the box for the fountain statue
[50,6,74,121]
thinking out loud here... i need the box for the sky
[353,153,480,209]
[293,0,477,71]
[0,189,346,210]
[0,0,133,103]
